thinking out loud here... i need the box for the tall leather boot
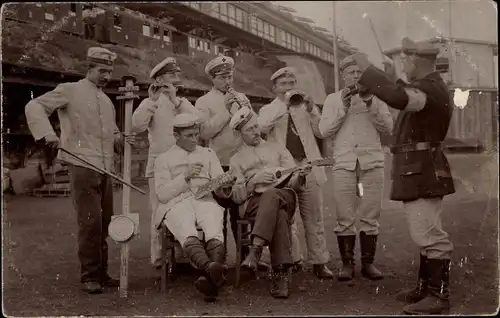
[403,259,451,315]
[206,238,227,287]
[183,236,222,300]
[396,254,429,303]
[337,235,356,281]
[241,245,263,273]
[270,265,291,299]
[360,232,383,280]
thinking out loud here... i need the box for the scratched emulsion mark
[453,88,471,109]
[420,14,487,79]
[5,3,74,66]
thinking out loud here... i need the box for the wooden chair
[235,219,253,287]
[160,208,229,293]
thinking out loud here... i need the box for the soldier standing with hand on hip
[318,55,393,282]
[351,37,455,315]
[25,47,135,294]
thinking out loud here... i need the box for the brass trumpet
[150,83,184,94]
[284,89,309,107]
[226,86,250,110]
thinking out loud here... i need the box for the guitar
[193,168,237,200]
[253,157,335,193]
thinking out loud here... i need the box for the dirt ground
[2,153,499,316]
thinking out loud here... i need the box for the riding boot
[360,232,383,280]
[241,245,263,273]
[183,236,220,299]
[270,265,291,299]
[206,238,227,287]
[396,254,429,303]
[337,235,356,281]
[403,259,451,315]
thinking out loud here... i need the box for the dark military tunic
[358,66,455,201]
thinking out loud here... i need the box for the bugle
[226,86,250,110]
[284,89,309,107]
[150,83,185,94]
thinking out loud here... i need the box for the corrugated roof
[2,20,275,98]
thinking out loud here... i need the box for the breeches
[68,164,113,283]
[245,188,296,267]
[332,163,384,236]
[403,198,453,259]
[148,177,161,265]
[290,175,330,264]
[164,196,224,247]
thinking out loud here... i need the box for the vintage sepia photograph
[1,1,498,316]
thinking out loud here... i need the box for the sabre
[58,147,146,195]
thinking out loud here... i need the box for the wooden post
[116,76,139,298]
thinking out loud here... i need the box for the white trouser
[404,198,454,259]
[164,196,224,247]
[149,177,161,266]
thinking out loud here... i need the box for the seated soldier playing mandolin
[152,113,236,302]
[225,107,314,299]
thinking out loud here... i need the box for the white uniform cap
[229,107,254,131]
[87,47,117,65]
[150,57,180,79]
[172,113,201,129]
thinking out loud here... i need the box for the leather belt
[390,142,442,154]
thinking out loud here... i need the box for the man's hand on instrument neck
[297,164,312,177]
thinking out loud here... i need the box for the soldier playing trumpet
[318,55,393,282]
[195,56,255,262]
[257,67,334,279]
[131,57,201,269]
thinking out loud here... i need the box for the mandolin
[253,157,335,193]
[193,168,237,199]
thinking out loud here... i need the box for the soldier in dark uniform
[351,38,455,315]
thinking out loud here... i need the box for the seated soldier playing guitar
[225,107,313,299]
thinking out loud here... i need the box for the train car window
[44,13,54,21]
[153,26,160,39]
[69,3,77,16]
[113,14,122,28]
[142,24,151,37]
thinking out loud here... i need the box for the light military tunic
[153,144,226,229]
[132,94,200,178]
[229,140,303,218]
[25,78,119,172]
[196,88,251,166]
[257,98,327,185]
[318,92,393,171]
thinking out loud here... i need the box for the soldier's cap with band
[205,56,235,77]
[401,37,440,57]
[340,55,358,72]
[270,67,297,82]
[172,113,201,129]
[229,107,254,131]
[150,57,181,79]
[87,47,117,66]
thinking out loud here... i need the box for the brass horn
[284,90,308,107]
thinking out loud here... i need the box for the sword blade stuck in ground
[58,147,147,195]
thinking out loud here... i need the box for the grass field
[2,153,499,316]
